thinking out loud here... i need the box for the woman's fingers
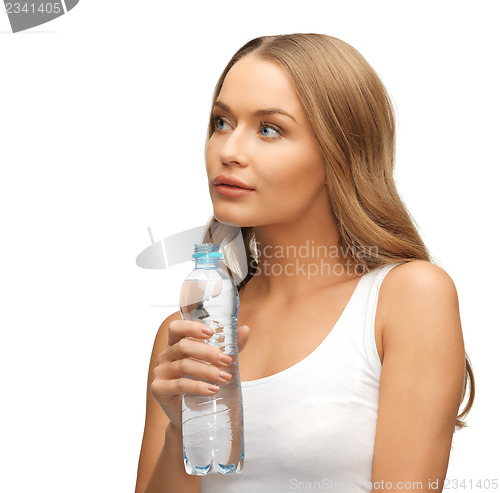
[155,355,232,384]
[152,319,245,410]
[167,336,232,367]
[152,349,233,400]
[168,319,251,353]
[168,319,213,345]
[151,376,221,399]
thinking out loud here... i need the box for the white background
[1,1,498,491]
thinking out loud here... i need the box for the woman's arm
[135,312,200,493]
[372,260,466,493]
[141,423,200,493]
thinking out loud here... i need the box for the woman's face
[206,55,327,229]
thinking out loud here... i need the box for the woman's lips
[215,184,255,197]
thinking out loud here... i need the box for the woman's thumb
[237,325,250,352]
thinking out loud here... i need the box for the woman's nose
[219,128,250,167]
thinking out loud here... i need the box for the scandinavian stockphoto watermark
[289,478,424,491]
[250,239,378,279]
[136,226,378,283]
[289,478,499,491]
[2,0,78,33]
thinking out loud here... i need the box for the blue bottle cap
[193,243,222,259]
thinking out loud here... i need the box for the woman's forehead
[217,56,304,118]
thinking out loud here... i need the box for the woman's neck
[248,211,358,301]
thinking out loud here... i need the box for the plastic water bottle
[179,243,244,475]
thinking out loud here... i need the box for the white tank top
[200,263,402,493]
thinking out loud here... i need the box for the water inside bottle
[180,278,244,475]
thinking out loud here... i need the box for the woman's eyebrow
[213,100,297,123]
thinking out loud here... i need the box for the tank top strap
[365,262,405,326]
[354,262,406,373]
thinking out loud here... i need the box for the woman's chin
[213,215,245,228]
[213,211,255,229]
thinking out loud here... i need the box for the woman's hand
[150,320,250,432]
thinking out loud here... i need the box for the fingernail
[202,327,214,336]
[208,385,219,393]
[220,371,232,381]
[220,353,232,364]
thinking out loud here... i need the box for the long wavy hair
[203,33,474,430]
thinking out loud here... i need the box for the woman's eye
[260,124,281,139]
[213,116,230,131]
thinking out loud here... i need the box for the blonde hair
[203,33,474,430]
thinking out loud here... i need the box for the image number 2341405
[3,0,79,33]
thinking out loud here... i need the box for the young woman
[135,34,474,493]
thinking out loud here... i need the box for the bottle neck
[194,258,221,270]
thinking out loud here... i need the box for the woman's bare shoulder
[372,259,465,482]
[382,259,458,298]
[379,259,460,341]
[387,259,456,283]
